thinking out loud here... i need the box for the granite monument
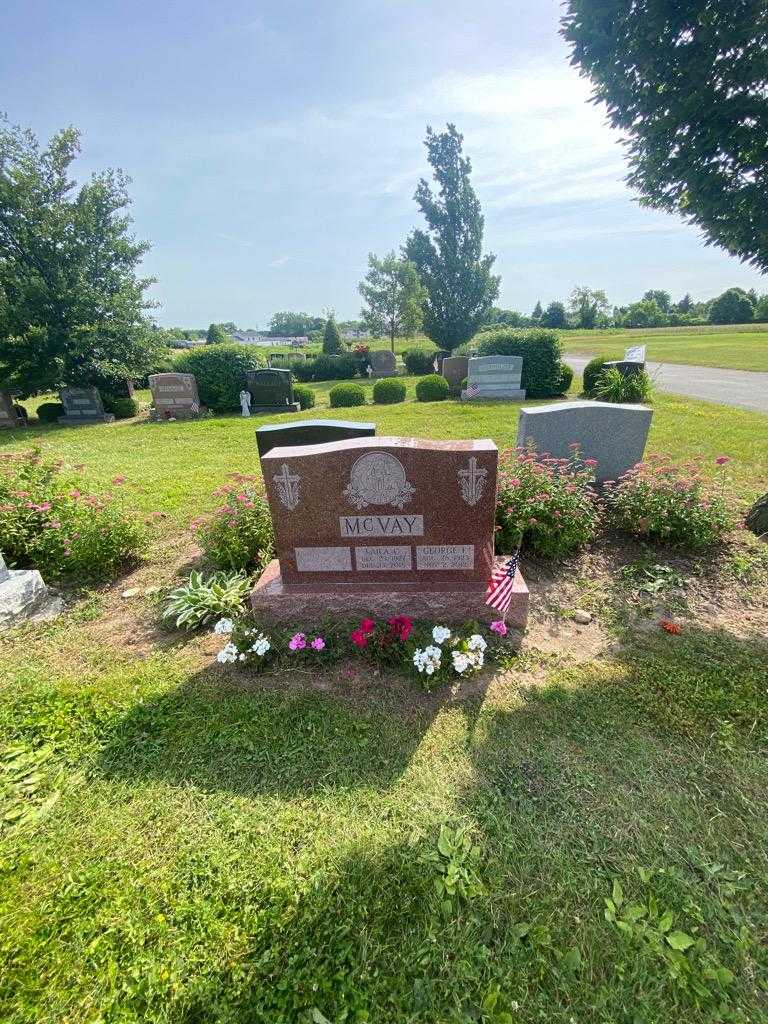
[246,368,301,414]
[368,349,397,379]
[256,419,376,458]
[149,372,202,420]
[461,356,526,401]
[58,387,114,425]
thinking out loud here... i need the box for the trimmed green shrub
[476,328,570,398]
[557,363,574,394]
[322,317,344,354]
[103,396,139,419]
[175,344,265,412]
[310,354,358,381]
[292,360,316,383]
[330,382,366,408]
[415,374,449,402]
[373,378,406,404]
[582,355,611,395]
[293,383,315,410]
[403,347,436,375]
[593,367,653,404]
[37,402,64,423]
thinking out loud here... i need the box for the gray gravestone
[246,368,300,413]
[441,356,469,393]
[369,349,397,379]
[58,387,114,425]
[149,372,202,420]
[256,419,376,458]
[602,360,646,379]
[516,400,653,483]
[0,551,63,630]
[0,391,26,429]
[461,355,526,401]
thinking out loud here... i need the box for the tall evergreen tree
[322,314,344,354]
[404,124,499,350]
[531,300,543,323]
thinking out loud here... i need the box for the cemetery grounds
[1,380,767,1024]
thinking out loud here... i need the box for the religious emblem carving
[273,463,300,510]
[458,456,487,507]
[343,452,415,510]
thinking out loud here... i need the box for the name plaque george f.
[260,436,498,589]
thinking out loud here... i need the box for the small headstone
[516,400,653,484]
[246,368,300,413]
[745,493,768,539]
[461,356,526,401]
[256,419,376,458]
[149,373,202,420]
[251,436,528,626]
[441,356,470,393]
[368,349,397,379]
[58,387,114,425]
[0,551,63,630]
[0,391,26,429]
[603,360,646,379]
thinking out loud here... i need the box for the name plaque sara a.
[340,514,423,538]
[355,546,412,571]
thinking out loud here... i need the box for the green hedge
[415,374,449,402]
[330,382,366,408]
[175,344,265,412]
[293,383,316,410]
[373,378,406,404]
[37,402,64,423]
[475,328,571,398]
[403,347,436,375]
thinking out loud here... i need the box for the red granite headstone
[252,435,529,625]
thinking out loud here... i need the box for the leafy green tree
[531,300,543,323]
[542,301,568,329]
[0,117,160,396]
[619,298,667,328]
[482,307,527,329]
[404,124,500,350]
[358,251,426,351]
[206,323,231,344]
[568,286,611,329]
[642,290,671,314]
[709,287,755,324]
[322,314,344,354]
[268,311,323,336]
[675,293,694,314]
[754,294,768,322]
[562,1,768,273]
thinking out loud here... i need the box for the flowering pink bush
[0,448,143,579]
[495,444,600,559]
[193,474,274,571]
[603,455,732,549]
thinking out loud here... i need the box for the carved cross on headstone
[273,463,300,511]
[458,456,488,507]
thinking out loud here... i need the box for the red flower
[659,619,682,635]
[350,629,369,648]
[360,617,376,634]
[387,615,413,642]
[715,455,730,466]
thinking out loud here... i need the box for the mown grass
[563,326,768,372]
[1,388,767,1023]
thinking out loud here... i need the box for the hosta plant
[163,571,251,630]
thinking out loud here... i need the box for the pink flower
[387,615,413,642]
[311,637,326,651]
[490,620,508,636]
[715,455,730,466]
[288,632,307,651]
[584,458,598,467]
[111,475,127,485]
[509,478,520,488]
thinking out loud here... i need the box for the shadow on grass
[96,663,491,798]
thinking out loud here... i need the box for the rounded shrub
[403,347,436,375]
[415,374,449,402]
[293,383,316,410]
[37,402,64,423]
[557,363,574,394]
[103,396,139,419]
[175,344,265,413]
[329,382,366,408]
[373,378,406,404]
[476,328,570,398]
[582,355,611,395]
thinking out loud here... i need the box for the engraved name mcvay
[339,514,424,538]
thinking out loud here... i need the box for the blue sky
[4,0,765,328]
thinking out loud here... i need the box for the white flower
[216,641,238,664]
[238,653,246,661]
[452,651,471,674]
[413,645,442,675]
[432,625,451,645]
[250,635,271,657]
[214,618,234,634]
[467,634,487,652]
[469,650,484,669]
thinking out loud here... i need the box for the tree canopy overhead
[405,124,499,350]
[561,1,768,273]
[0,116,161,395]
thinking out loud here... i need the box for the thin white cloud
[268,255,294,268]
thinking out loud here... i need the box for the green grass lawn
[563,324,768,372]
[1,387,767,1023]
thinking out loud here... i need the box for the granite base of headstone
[516,400,652,484]
[603,360,646,378]
[0,391,27,429]
[0,553,63,631]
[250,436,528,626]
[441,356,469,395]
[149,372,203,420]
[246,368,300,413]
[58,387,115,425]
[461,356,526,401]
[256,419,376,458]
[369,349,397,379]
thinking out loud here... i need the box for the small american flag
[485,551,520,615]
[465,382,480,399]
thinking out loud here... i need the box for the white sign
[624,345,646,362]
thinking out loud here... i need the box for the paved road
[566,356,768,414]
